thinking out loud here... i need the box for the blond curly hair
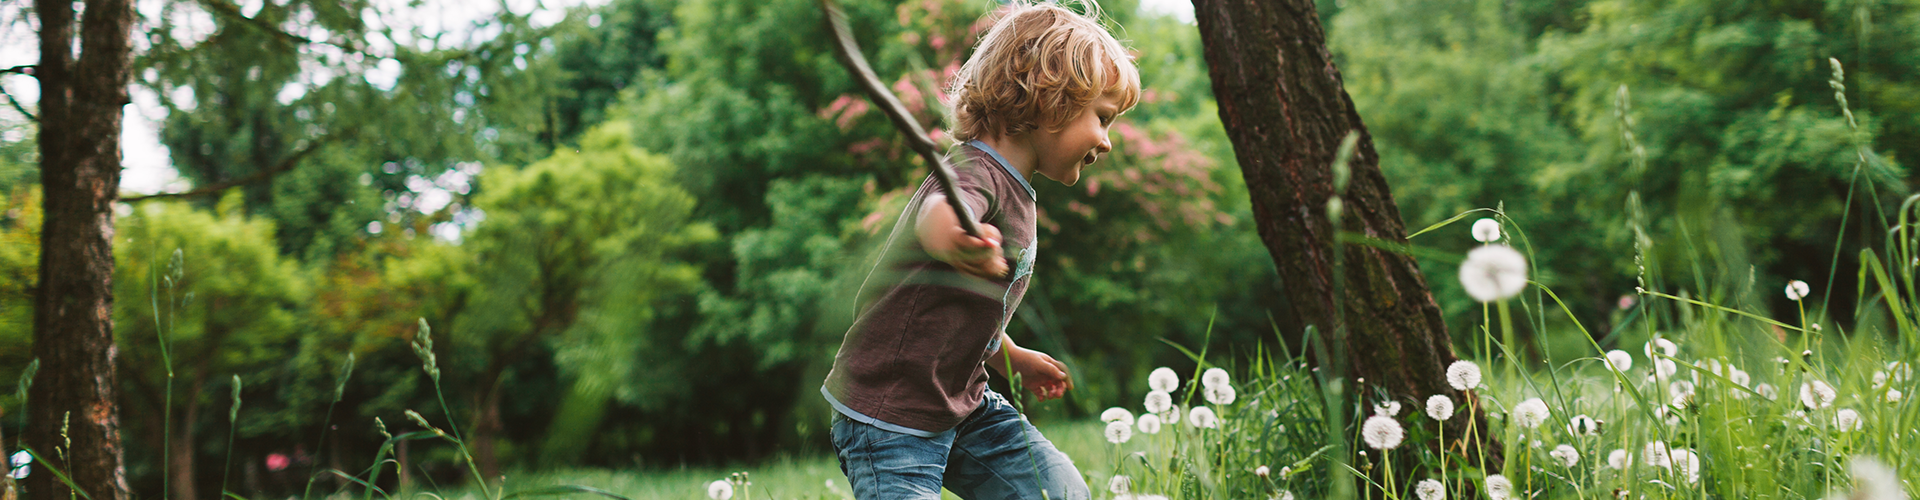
[946,1,1141,142]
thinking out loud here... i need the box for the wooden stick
[819,0,983,238]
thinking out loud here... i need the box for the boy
[820,2,1140,499]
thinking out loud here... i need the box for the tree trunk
[168,386,204,500]
[27,0,135,499]
[1190,0,1504,481]
[471,382,503,483]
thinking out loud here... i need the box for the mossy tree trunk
[1190,0,1506,484]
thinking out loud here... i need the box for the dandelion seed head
[1757,383,1778,400]
[1188,406,1218,428]
[1416,479,1446,500]
[1670,449,1700,484]
[1362,415,1405,450]
[1254,465,1270,478]
[1273,491,1295,500]
[1643,442,1671,469]
[1645,338,1678,359]
[1568,414,1599,436]
[1136,413,1163,434]
[1513,398,1550,429]
[1106,420,1134,443]
[1802,380,1837,409]
[1551,444,1580,467]
[1148,367,1179,392]
[1844,456,1906,500]
[707,480,734,500]
[1605,350,1634,373]
[1459,245,1528,302]
[1206,384,1237,406]
[1835,409,1862,432]
[1447,361,1483,391]
[1162,405,1182,426]
[1887,389,1903,403]
[1144,390,1172,414]
[1655,359,1678,379]
[1484,474,1514,500]
[1426,395,1455,421]
[1375,400,1402,417]
[1102,407,1135,426]
[1202,368,1231,389]
[1729,367,1751,388]
[1607,449,1631,470]
[1109,475,1131,494]
[1472,218,1502,243]
[1786,280,1811,301]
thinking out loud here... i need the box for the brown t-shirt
[821,141,1037,435]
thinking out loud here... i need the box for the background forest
[0,0,1915,497]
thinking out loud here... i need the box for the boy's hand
[1011,348,1073,401]
[918,195,1009,279]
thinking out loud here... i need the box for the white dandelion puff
[1551,444,1580,467]
[1162,405,1182,426]
[1567,414,1599,436]
[1109,475,1132,494]
[1416,478,1446,500]
[1188,406,1218,428]
[1426,395,1455,421]
[1460,245,1528,302]
[1670,449,1701,484]
[1135,413,1163,434]
[1645,338,1678,359]
[1472,218,1502,243]
[1835,409,1862,432]
[1654,359,1678,379]
[1604,350,1634,373]
[1148,367,1179,392]
[1802,380,1837,409]
[1887,389,1903,403]
[1757,383,1778,400]
[1607,449,1631,470]
[1273,491,1295,500]
[1786,280,1811,301]
[1254,465,1270,478]
[1144,391,1173,414]
[1842,456,1906,500]
[1361,415,1405,450]
[1102,407,1135,426]
[1202,368,1231,389]
[1513,398,1550,429]
[1484,474,1514,500]
[1729,367,1751,387]
[1375,400,1402,417]
[707,480,734,500]
[1105,420,1134,443]
[1447,361,1483,391]
[1643,442,1671,469]
[1206,384,1237,406]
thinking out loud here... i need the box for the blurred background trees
[0,0,1913,496]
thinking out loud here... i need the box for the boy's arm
[918,194,1008,279]
[986,332,1074,401]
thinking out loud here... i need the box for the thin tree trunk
[1190,0,1504,481]
[169,389,203,500]
[27,0,134,499]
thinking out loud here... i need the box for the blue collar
[968,140,1036,201]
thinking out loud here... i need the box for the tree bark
[1191,0,1504,481]
[27,0,135,499]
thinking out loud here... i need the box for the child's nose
[1096,135,1112,153]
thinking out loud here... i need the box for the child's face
[1032,91,1123,186]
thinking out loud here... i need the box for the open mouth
[1083,153,1097,165]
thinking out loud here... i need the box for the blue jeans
[830,389,1090,500]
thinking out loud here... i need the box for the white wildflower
[1484,474,1514,500]
[1643,442,1671,469]
[1607,449,1631,470]
[1567,414,1599,436]
[1887,388,1903,404]
[1447,361,1483,391]
[1472,218,1502,243]
[1670,448,1701,483]
[1188,406,1218,428]
[1426,395,1455,421]
[1757,383,1778,400]
[1375,400,1402,417]
[1254,465,1270,478]
[1206,384,1237,406]
[1109,475,1132,494]
[1786,280,1811,301]
[1459,245,1528,302]
[1106,420,1134,443]
[1362,415,1405,450]
[1551,444,1580,467]
[1835,409,1862,432]
[707,480,734,500]
[1135,413,1163,434]
[1202,367,1231,389]
[1654,358,1678,379]
[1604,350,1634,373]
[1273,491,1295,500]
[1144,390,1173,414]
[8,450,27,480]
[1802,380,1837,409]
[1162,405,1182,426]
[1148,367,1180,392]
[1416,478,1446,500]
[1513,398,1549,429]
[1102,407,1135,426]
[1729,367,1751,387]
